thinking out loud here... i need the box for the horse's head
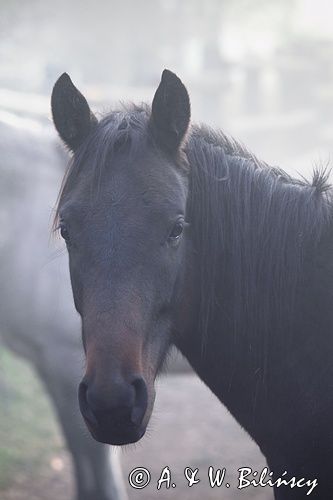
[51,70,191,445]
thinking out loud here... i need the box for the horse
[0,115,127,500]
[51,69,333,499]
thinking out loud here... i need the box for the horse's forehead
[94,151,187,202]
[63,152,187,221]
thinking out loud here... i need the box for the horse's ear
[51,73,97,151]
[150,69,191,155]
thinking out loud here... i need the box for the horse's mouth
[84,416,146,445]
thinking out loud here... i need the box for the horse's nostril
[78,379,88,404]
[130,376,148,426]
[79,375,148,433]
[78,380,99,427]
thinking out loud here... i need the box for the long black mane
[187,123,333,370]
[55,105,333,371]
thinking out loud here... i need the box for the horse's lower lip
[84,418,146,445]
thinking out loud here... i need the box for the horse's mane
[187,122,333,370]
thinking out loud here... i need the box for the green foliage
[0,347,63,490]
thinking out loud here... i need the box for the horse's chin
[85,419,147,446]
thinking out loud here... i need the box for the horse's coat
[52,69,333,499]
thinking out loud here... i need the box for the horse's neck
[178,141,333,455]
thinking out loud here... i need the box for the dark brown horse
[51,69,333,499]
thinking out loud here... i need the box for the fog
[0,1,332,499]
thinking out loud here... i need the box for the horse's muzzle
[78,375,149,445]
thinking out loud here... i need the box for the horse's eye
[60,224,70,242]
[169,221,184,241]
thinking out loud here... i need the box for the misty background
[0,1,332,499]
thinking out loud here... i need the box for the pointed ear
[51,73,97,151]
[150,69,190,155]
